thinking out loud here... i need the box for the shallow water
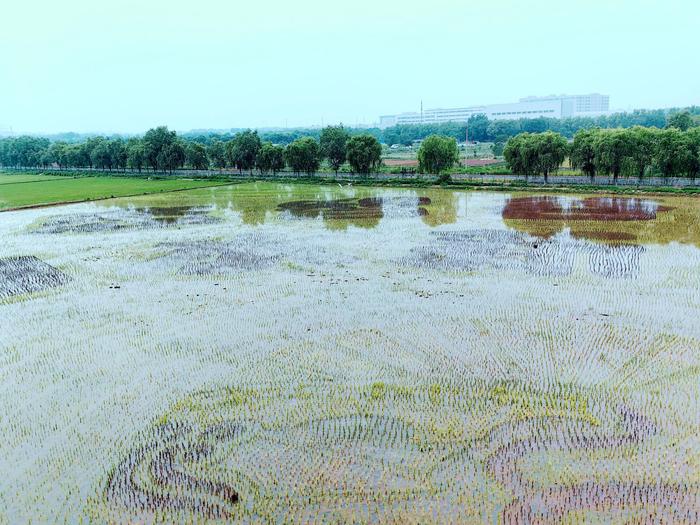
[1,183,699,523]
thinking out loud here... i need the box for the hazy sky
[1,0,698,134]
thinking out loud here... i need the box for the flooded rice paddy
[1,183,699,523]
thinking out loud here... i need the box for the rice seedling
[0,183,698,523]
[400,230,645,279]
[29,205,220,235]
[0,255,70,298]
[88,382,699,523]
[156,234,283,275]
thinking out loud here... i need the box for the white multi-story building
[378,93,610,128]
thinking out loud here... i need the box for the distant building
[378,94,610,128]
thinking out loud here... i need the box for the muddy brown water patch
[278,196,430,223]
[0,256,71,299]
[278,198,383,221]
[572,230,637,242]
[143,206,213,225]
[503,196,670,222]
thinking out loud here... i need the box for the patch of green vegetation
[0,173,65,185]
[6,170,698,204]
[370,382,387,401]
[0,174,232,210]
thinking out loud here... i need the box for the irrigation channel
[1,182,699,523]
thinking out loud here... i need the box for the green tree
[417,135,459,176]
[76,142,93,168]
[626,126,658,181]
[346,134,382,175]
[504,132,567,182]
[207,140,227,169]
[669,131,699,179]
[5,136,50,167]
[63,143,88,168]
[532,131,568,183]
[594,129,630,183]
[186,142,209,170]
[504,133,538,178]
[157,141,186,174]
[466,114,489,142]
[226,130,261,173]
[143,126,177,172]
[686,128,700,179]
[90,138,112,170]
[487,120,522,143]
[492,141,505,157]
[570,129,598,181]
[320,125,349,174]
[48,142,70,169]
[108,138,128,171]
[256,142,286,174]
[126,138,146,172]
[285,137,320,174]
[655,128,681,177]
[522,117,549,134]
[666,111,694,131]
[40,148,54,168]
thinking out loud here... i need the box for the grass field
[0,173,229,210]
[0,173,64,185]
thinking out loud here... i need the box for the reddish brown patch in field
[280,196,432,222]
[144,206,194,224]
[503,196,669,222]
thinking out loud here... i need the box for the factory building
[378,94,610,128]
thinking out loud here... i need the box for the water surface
[1,183,699,523]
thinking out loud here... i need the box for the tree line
[379,108,699,146]
[503,123,700,182]
[12,106,698,152]
[176,107,699,147]
[0,126,383,175]
[2,111,698,181]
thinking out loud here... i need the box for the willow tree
[285,137,320,175]
[320,125,349,174]
[346,134,382,175]
[417,135,459,178]
[594,129,630,183]
[226,130,262,173]
[570,129,598,182]
[533,131,568,183]
[256,142,285,174]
